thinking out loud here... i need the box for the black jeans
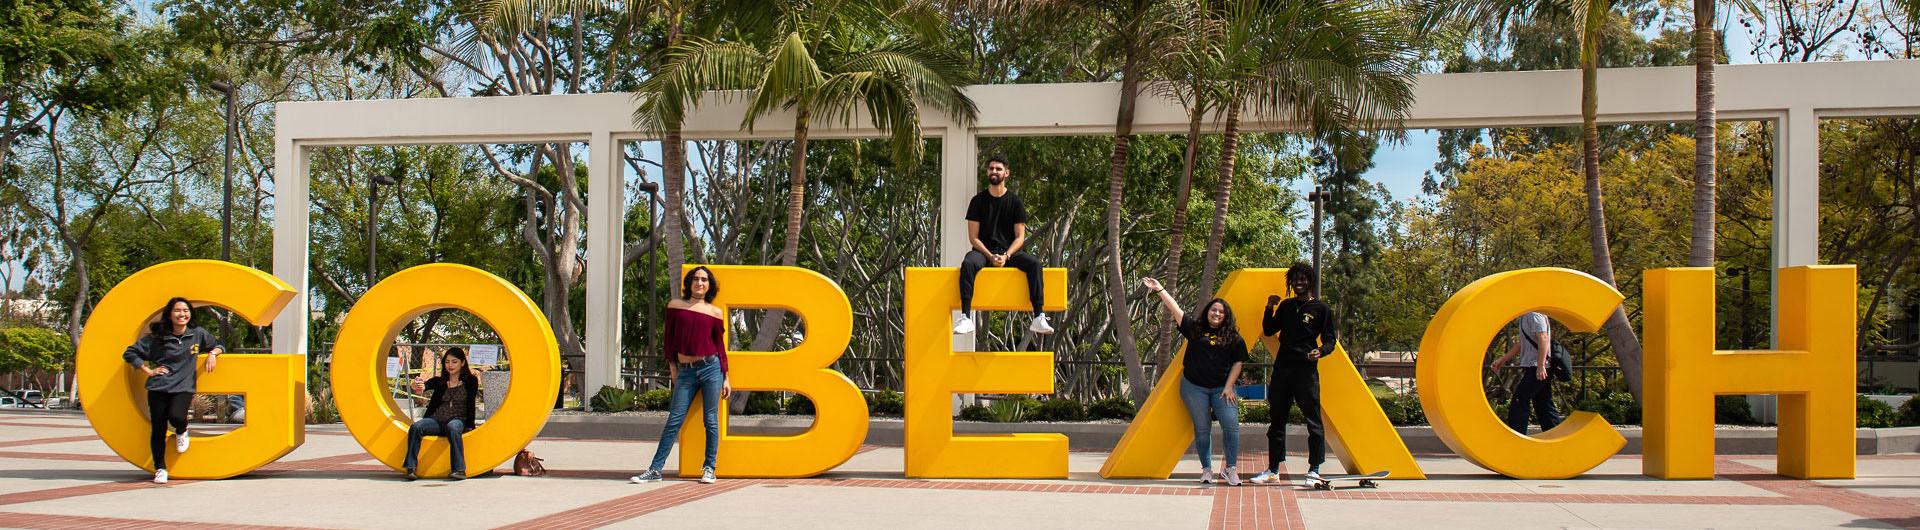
[147,390,192,470]
[1505,370,1561,434]
[1267,364,1325,472]
[958,250,1044,314]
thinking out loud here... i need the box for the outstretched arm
[1142,277,1184,324]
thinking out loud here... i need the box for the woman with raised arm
[1142,277,1248,486]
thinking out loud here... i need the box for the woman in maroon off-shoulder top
[631,266,732,485]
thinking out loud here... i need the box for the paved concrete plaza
[0,410,1915,529]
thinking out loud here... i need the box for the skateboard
[1305,470,1388,490]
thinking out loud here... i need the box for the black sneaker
[449,471,467,481]
[403,469,417,481]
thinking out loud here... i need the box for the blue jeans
[649,359,724,471]
[1180,377,1241,471]
[404,417,466,474]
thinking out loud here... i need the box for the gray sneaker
[630,469,664,483]
[699,466,717,484]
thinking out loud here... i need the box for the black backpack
[1547,340,1573,382]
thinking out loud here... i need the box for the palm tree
[1420,0,1647,398]
[1688,0,1761,269]
[643,0,978,357]
[1145,1,1218,376]
[999,0,1185,405]
[1189,0,1419,298]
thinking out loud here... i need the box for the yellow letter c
[1415,267,1627,479]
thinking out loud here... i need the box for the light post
[635,181,661,389]
[367,167,399,288]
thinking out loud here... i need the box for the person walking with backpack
[1490,311,1561,434]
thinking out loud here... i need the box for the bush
[1377,393,1427,426]
[866,390,905,416]
[1239,401,1270,424]
[1858,394,1898,428]
[1088,396,1136,420]
[1898,395,1920,427]
[1715,395,1758,425]
[959,404,994,422]
[1573,392,1640,425]
[1027,399,1086,422]
[743,391,783,415]
[591,386,639,412]
[636,388,672,411]
[986,398,1028,422]
[785,394,816,415]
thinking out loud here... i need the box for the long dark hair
[149,297,194,336]
[440,346,477,384]
[681,266,718,303]
[1196,298,1240,337]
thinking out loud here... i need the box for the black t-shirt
[965,190,1027,254]
[1263,298,1336,365]
[1179,313,1249,388]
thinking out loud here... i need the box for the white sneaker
[1224,466,1241,486]
[1248,471,1280,484]
[1199,469,1214,484]
[175,432,189,453]
[629,469,663,483]
[953,314,975,335]
[699,467,717,484]
[1028,314,1055,335]
[153,469,168,484]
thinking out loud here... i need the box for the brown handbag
[513,450,547,477]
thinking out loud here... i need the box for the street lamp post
[208,81,236,351]
[1306,185,1331,298]
[368,167,398,289]
[635,181,661,389]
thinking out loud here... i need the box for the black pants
[958,250,1044,314]
[1505,370,1561,434]
[1267,364,1325,472]
[147,390,192,470]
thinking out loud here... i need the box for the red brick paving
[0,436,100,449]
[494,479,756,530]
[1718,459,1920,530]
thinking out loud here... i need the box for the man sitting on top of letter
[953,155,1054,336]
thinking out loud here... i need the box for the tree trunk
[663,125,689,283]
[742,108,813,412]
[1154,107,1206,376]
[1197,101,1241,297]
[1581,9,1646,399]
[1689,0,1717,268]
[1106,53,1150,406]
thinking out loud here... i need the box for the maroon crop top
[664,307,728,373]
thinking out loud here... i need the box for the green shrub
[986,398,1027,422]
[785,394,816,415]
[1898,395,1920,427]
[636,388,672,411]
[1239,401,1270,424]
[1027,399,1087,422]
[1858,394,1898,428]
[591,386,639,412]
[959,404,994,422]
[1376,394,1427,426]
[743,391,783,415]
[866,390,905,416]
[1715,395,1758,425]
[1573,392,1640,425]
[1089,396,1137,420]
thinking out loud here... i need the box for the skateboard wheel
[1360,480,1377,488]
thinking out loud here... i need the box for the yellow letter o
[330,264,561,477]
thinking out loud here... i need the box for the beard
[988,175,1006,186]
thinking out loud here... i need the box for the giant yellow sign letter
[1417,268,1627,479]
[1101,269,1423,479]
[677,265,868,478]
[904,267,1068,478]
[1643,266,1856,479]
[331,264,561,478]
[77,260,304,479]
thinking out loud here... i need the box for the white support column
[941,128,977,412]
[585,132,626,403]
[1755,107,1821,423]
[271,138,311,356]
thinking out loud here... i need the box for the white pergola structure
[274,60,1920,396]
